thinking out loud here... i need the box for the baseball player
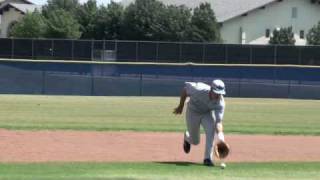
[173,79,226,166]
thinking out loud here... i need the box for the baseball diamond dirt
[1,129,320,163]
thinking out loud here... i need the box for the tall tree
[42,0,80,18]
[94,1,124,40]
[188,3,221,42]
[93,6,108,39]
[76,0,98,39]
[44,9,81,39]
[269,27,296,45]
[122,0,166,40]
[10,10,46,38]
[159,5,192,41]
[307,22,320,45]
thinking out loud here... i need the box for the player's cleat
[203,159,214,166]
[183,140,191,154]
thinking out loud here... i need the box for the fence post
[272,68,275,86]
[114,40,118,61]
[238,80,241,97]
[139,73,143,96]
[225,45,228,64]
[287,80,291,99]
[91,70,94,95]
[179,42,182,63]
[101,40,106,60]
[11,38,14,59]
[32,39,34,59]
[298,46,302,65]
[71,40,74,60]
[42,70,46,95]
[273,45,277,64]
[136,41,139,62]
[91,40,94,61]
[115,40,118,53]
[51,39,54,58]
[249,45,253,64]
[156,41,159,62]
[202,43,206,63]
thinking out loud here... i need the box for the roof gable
[121,0,279,22]
[0,0,33,5]
[0,3,37,15]
[211,0,278,22]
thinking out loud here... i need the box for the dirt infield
[1,129,320,163]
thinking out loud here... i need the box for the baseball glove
[214,141,230,159]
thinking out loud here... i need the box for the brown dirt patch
[1,129,320,163]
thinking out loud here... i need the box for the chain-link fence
[1,38,320,65]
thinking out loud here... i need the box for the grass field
[0,162,320,180]
[0,95,319,135]
[1,95,320,179]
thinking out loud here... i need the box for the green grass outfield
[0,95,319,135]
[0,162,320,180]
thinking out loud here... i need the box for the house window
[300,30,305,39]
[266,29,270,37]
[292,7,298,18]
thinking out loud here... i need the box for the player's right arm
[174,82,197,114]
[214,99,225,141]
[173,87,187,114]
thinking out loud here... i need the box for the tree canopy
[269,27,296,45]
[42,0,80,18]
[159,5,192,41]
[10,10,46,38]
[10,0,221,42]
[189,3,221,42]
[94,2,124,40]
[307,21,320,45]
[76,0,98,39]
[122,0,166,40]
[45,9,82,39]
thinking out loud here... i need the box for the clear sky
[29,0,122,6]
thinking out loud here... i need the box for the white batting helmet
[211,79,226,95]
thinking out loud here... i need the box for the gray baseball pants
[184,106,216,161]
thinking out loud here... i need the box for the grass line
[0,162,320,180]
[0,95,319,135]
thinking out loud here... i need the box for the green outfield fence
[1,38,320,65]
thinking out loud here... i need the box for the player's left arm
[216,122,224,142]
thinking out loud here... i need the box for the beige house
[0,0,38,38]
[122,0,320,45]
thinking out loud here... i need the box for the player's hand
[173,106,183,114]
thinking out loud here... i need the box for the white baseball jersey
[185,82,225,122]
